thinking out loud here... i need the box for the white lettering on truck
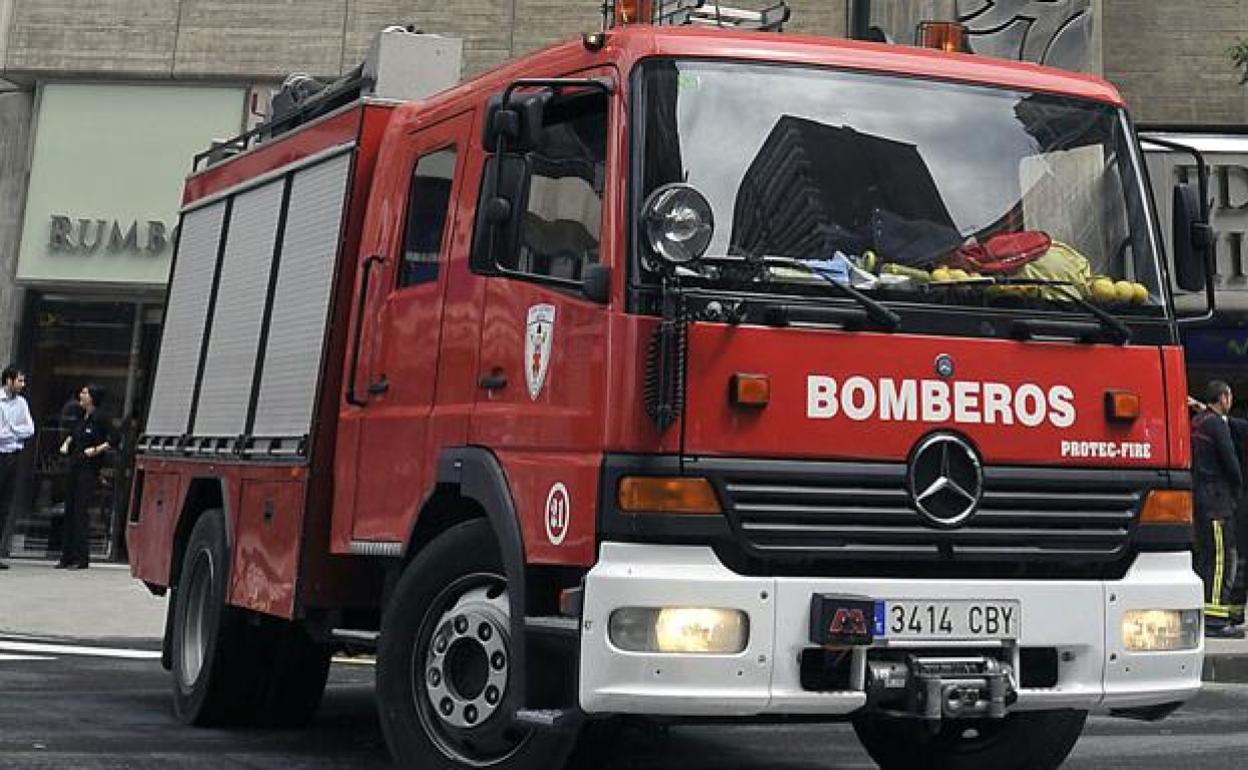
[807,376,1077,428]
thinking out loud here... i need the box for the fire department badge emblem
[525,303,556,400]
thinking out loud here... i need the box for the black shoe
[65,563,83,571]
[1205,624,1246,640]
[0,561,8,570]
[54,562,70,569]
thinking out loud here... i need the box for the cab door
[470,84,616,567]
[350,113,473,541]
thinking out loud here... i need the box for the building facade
[0,1,1245,560]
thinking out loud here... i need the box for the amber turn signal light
[1140,490,1192,524]
[730,373,771,408]
[614,0,652,25]
[618,476,722,515]
[916,21,968,53]
[1105,390,1141,422]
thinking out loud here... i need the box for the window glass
[502,93,606,280]
[638,60,1165,317]
[399,148,456,287]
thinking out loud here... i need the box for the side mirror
[1172,181,1213,292]
[1139,132,1216,322]
[582,263,611,304]
[470,154,531,273]
[481,90,551,153]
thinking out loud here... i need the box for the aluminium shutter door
[252,152,352,439]
[193,180,284,437]
[144,202,227,438]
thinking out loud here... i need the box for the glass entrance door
[6,294,162,561]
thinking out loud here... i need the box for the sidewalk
[2,557,1247,682]
[0,558,166,642]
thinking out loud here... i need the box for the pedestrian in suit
[56,385,117,570]
[0,365,34,570]
[1192,380,1244,638]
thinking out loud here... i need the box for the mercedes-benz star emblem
[935,354,955,378]
[908,434,983,529]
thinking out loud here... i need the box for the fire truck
[128,4,1214,769]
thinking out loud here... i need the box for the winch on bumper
[578,543,1203,720]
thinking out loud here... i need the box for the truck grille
[700,459,1156,574]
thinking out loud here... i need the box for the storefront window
[5,295,162,561]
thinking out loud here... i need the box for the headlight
[609,607,748,653]
[641,183,714,266]
[1121,609,1201,651]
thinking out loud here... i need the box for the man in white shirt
[0,365,35,570]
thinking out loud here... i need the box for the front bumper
[579,543,1203,717]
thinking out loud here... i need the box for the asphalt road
[1,637,1245,769]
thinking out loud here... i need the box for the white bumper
[579,543,1203,717]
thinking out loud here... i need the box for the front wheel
[377,519,576,769]
[852,710,1088,770]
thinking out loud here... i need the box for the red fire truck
[128,5,1214,769]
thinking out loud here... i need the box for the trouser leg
[60,470,79,565]
[0,454,19,559]
[1204,517,1236,626]
[62,467,94,566]
[75,467,97,565]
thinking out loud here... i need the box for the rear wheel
[170,509,330,727]
[377,519,576,769]
[852,710,1088,770]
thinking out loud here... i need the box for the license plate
[879,600,1021,640]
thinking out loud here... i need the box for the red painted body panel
[342,112,477,543]
[681,324,1178,469]
[232,478,306,617]
[495,450,599,566]
[127,470,183,586]
[1162,346,1192,469]
[129,459,307,618]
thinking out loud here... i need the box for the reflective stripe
[1205,604,1231,618]
[1204,520,1233,621]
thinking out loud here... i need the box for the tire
[170,509,331,727]
[377,519,577,770]
[852,710,1088,770]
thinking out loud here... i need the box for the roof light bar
[605,1,789,32]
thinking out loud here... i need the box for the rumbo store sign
[15,82,245,286]
[47,215,175,255]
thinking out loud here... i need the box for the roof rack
[603,1,790,32]
[195,27,462,170]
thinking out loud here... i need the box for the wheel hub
[423,587,511,730]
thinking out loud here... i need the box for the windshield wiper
[698,254,901,331]
[927,277,1132,345]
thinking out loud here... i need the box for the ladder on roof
[604,1,790,32]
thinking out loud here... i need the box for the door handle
[367,376,390,395]
[346,254,384,407]
[478,370,508,390]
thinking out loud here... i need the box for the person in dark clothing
[1192,380,1244,638]
[56,385,117,570]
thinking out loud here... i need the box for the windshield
[637,59,1165,317]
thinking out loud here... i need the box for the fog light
[609,607,748,653]
[1122,609,1201,651]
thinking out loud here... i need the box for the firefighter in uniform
[1192,380,1245,638]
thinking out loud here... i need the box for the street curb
[1203,654,1248,684]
